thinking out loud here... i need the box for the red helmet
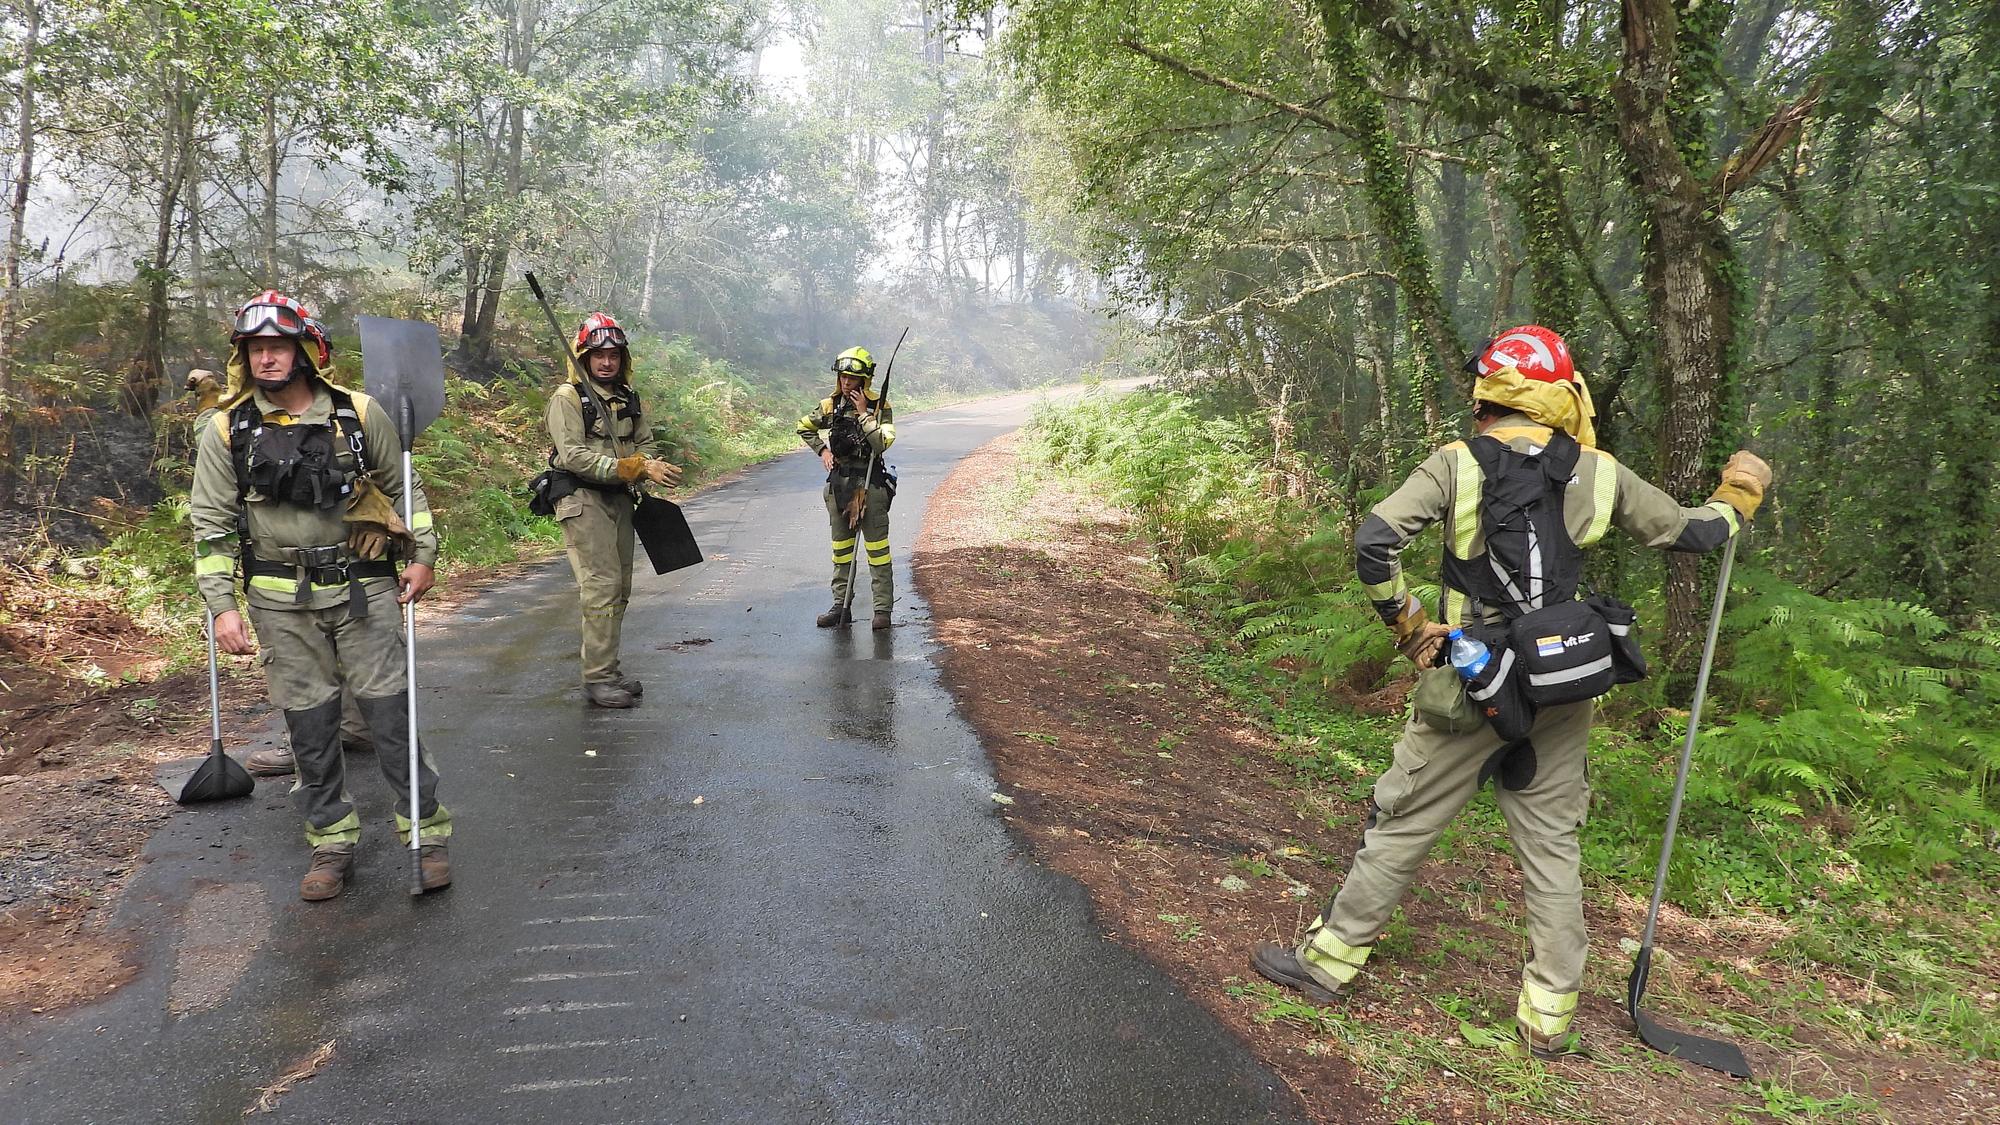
[574,312,628,353]
[301,316,332,371]
[1471,325,1574,384]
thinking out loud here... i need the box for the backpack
[1440,431,1646,729]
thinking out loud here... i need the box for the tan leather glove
[185,368,223,413]
[344,478,414,561]
[1709,449,1772,520]
[614,453,648,483]
[1388,594,1451,665]
[642,458,683,487]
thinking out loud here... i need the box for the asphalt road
[0,388,1307,1125]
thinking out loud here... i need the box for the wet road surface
[0,389,1307,1124]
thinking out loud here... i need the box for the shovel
[1625,533,1752,1078]
[156,607,255,803]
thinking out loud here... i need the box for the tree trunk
[0,0,39,408]
[639,203,662,320]
[1613,0,1741,673]
[262,90,279,285]
[464,0,536,372]
[126,82,192,419]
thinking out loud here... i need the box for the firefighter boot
[300,844,355,902]
[419,843,453,892]
[585,681,636,708]
[872,611,891,631]
[815,606,852,628]
[245,746,296,776]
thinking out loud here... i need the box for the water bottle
[1448,628,1490,681]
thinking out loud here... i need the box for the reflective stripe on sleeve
[1449,444,1481,560]
[195,554,233,576]
[1578,450,1617,546]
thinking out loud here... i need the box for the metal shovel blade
[634,496,702,575]
[1627,952,1752,1077]
[157,738,255,804]
[357,315,447,445]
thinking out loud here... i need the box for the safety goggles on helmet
[232,298,309,340]
[833,356,875,376]
[579,324,628,351]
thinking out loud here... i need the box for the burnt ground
[0,552,559,1021]
[912,431,2000,1125]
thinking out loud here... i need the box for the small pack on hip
[1507,593,1646,708]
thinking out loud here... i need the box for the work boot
[1518,1024,1584,1061]
[584,681,637,709]
[245,746,296,777]
[815,605,852,628]
[418,843,453,892]
[620,678,644,699]
[871,611,891,632]
[299,844,355,902]
[1249,942,1345,1005]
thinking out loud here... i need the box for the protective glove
[185,368,224,414]
[1709,449,1772,521]
[614,453,648,483]
[344,478,414,561]
[642,458,683,487]
[1401,623,1454,667]
[1389,594,1452,665]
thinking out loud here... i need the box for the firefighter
[1249,326,1771,1057]
[188,291,452,901]
[797,346,896,630]
[544,313,682,707]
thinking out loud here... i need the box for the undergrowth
[1027,385,2000,1071]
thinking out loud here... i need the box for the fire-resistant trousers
[558,488,636,686]
[1295,699,1594,1045]
[823,481,893,612]
[247,584,450,850]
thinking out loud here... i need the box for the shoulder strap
[325,385,369,478]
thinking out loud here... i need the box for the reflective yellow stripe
[1579,450,1617,546]
[1300,923,1372,985]
[306,811,362,848]
[1706,500,1742,536]
[831,537,856,549]
[832,553,855,564]
[867,552,891,565]
[395,804,454,844]
[864,537,889,551]
[1516,982,1579,1037]
[195,554,233,576]
[249,574,389,595]
[411,511,434,532]
[1362,577,1404,602]
[1442,588,1468,626]
[1448,443,1481,560]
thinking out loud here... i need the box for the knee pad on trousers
[282,697,345,757]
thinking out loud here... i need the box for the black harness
[1443,430,1646,738]
[1440,430,1584,620]
[228,387,393,615]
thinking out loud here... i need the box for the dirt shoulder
[0,546,561,1021]
[913,432,1999,1125]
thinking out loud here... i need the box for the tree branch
[1345,0,1606,117]
[1117,40,1350,138]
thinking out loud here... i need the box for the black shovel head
[634,495,702,575]
[157,739,255,804]
[1627,950,1753,1078]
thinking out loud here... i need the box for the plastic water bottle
[1448,628,1490,681]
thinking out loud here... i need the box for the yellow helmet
[832,346,875,380]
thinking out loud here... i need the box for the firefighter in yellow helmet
[187,291,450,901]
[1249,326,1771,1057]
[796,346,896,630]
[543,313,683,707]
